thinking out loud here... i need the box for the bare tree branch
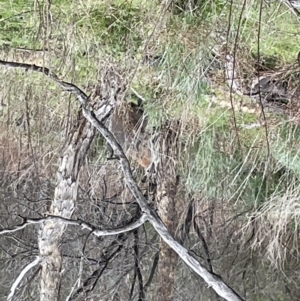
[144,251,159,291]
[67,235,126,301]
[7,256,41,301]
[0,60,244,301]
[0,215,148,236]
[133,229,145,301]
[79,88,245,301]
[281,0,300,18]
[0,59,121,301]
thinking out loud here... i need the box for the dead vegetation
[1,0,300,300]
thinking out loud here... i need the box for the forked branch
[0,215,147,236]
[0,60,244,301]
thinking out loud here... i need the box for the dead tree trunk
[155,174,179,301]
[38,114,94,301]
[38,67,125,301]
[0,59,244,301]
[155,122,183,301]
[109,100,185,301]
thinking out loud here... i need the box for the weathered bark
[109,93,181,301]
[107,90,182,300]
[37,67,125,301]
[38,113,93,301]
[0,59,245,301]
[156,184,179,301]
[155,123,183,301]
[87,109,244,301]
[156,243,177,300]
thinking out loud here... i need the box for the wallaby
[109,102,155,171]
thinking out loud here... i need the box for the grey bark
[0,59,244,301]
[35,65,125,301]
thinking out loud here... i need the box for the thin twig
[0,60,245,301]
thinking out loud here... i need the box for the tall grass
[1,0,300,268]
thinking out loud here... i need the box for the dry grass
[1,0,300,272]
[0,66,74,185]
[246,187,300,267]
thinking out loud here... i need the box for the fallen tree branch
[0,59,244,301]
[281,0,300,18]
[0,215,147,236]
[0,60,117,301]
[67,239,125,301]
[133,229,145,301]
[144,251,159,291]
[7,256,41,301]
[80,90,245,301]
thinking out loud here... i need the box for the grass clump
[1,0,300,277]
[72,2,144,54]
[0,0,38,47]
[270,123,300,178]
